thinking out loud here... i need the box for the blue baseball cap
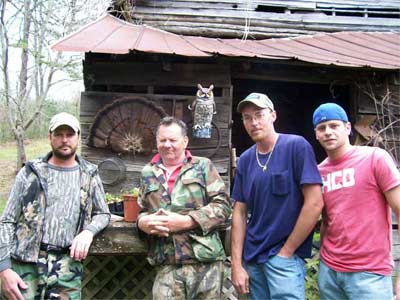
[312,103,349,128]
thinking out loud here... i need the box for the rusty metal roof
[51,14,400,70]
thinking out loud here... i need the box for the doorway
[231,79,350,163]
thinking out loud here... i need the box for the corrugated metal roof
[51,14,400,70]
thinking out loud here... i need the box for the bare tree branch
[1,0,112,168]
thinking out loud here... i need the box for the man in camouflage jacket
[0,113,110,300]
[137,117,231,300]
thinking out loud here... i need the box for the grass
[0,139,51,161]
[0,138,50,213]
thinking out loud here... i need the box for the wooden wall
[128,0,400,38]
[81,54,232,193]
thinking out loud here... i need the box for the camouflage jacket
[138,154,231,266]
[0,152,110,272]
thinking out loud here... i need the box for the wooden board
[130,0,400,38]
[393,229,400,260]
[84,62,231,89]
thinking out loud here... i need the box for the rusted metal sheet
[52,14,209,56]
[51,14,400,70]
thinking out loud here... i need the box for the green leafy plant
[104,193,122,204]
[305,232,321,300]
[123,187,139,197]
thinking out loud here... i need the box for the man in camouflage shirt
[0,112,110,300]
[137,117,231,300]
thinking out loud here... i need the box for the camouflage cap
[237,93,274,113]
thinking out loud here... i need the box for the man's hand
[155,209,196,233]
[138,210,171,237]
[70,230,94,261]
[0,268,27,300]
[231,264,249,295]
[137,209,196,237]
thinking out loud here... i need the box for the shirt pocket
[181,177,205,187]
[271,170,289,196]
[180,177,206,208]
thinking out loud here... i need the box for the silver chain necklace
[256,139,277,172]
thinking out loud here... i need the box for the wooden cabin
[71,0,400,193]
[51,1,400,298]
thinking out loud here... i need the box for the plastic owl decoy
[188,84,216,138]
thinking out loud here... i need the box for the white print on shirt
[322,168,355,193]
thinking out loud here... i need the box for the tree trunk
[15,123,26,170]
[1,0,109,169]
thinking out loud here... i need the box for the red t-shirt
[318,146,400,275]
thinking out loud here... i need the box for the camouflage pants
[10,250,83,300]
[152,261,225,300]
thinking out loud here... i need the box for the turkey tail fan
[88,97,167,156]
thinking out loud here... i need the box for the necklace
[255,137,277,172]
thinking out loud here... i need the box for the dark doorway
[231,79,351,163]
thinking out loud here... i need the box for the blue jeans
[318,260,393,300]
[245,255,306,300]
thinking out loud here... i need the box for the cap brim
[50,123,80,133]
[237,99,270,113]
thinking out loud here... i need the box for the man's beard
[250,133,266,143]
[52,146,77,160]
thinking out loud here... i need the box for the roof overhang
[51,14,400,70]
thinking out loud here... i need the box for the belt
[40,243,69,255]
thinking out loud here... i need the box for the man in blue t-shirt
[231,93,323,300]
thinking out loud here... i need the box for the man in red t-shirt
[313,102,400,299]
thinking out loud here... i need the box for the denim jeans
[245,254,306,300]
[318,260,393,300]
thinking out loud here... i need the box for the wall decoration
[88,97,167,156]
[188,84,216,138]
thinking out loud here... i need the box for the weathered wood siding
[82,55,232,192]
[129,0,400,38]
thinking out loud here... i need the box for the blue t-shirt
[231,133,322,263]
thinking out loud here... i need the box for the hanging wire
[242,0,251,41]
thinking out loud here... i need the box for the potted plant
[122,187,140,222]
[105,193,123,216]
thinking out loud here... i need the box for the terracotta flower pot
[122,194,139,222]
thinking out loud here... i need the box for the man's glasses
[242,110,268,124]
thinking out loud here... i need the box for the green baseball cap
[237,93,274,113]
